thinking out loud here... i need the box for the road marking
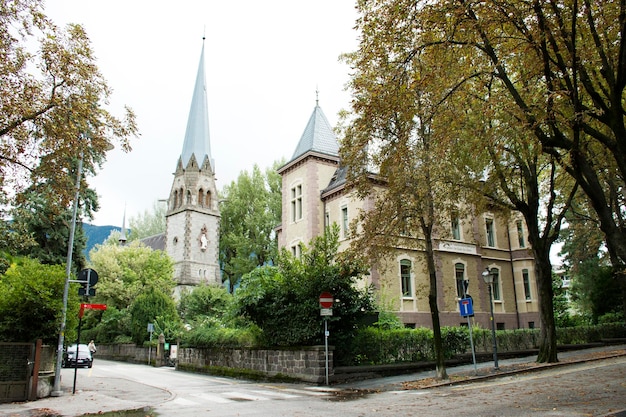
[222,391,270,401]
[168,397,201,406]
[192,392,236,403]
[250,389,300,399]
[280,388,333,397]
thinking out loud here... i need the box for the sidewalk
[334,343,626,392]
[1,344,625,417]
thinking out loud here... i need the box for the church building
[146,40,221,293]
[276,100,541,331]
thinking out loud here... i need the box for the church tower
[165,40,220,291]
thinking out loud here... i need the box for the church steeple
[180,39,212,170]
[166,38,221,292]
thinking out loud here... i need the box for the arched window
[198,189,204,207]
[186,190,192,205]
[492,268,501,300]
[178,188,184,207]
[455,263,466,298]
[172,191,178,210]
[206,191,212,208]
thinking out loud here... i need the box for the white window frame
[455,262,467,298]
[517,220,526,248]
[341,205,349,238]
[451,215,461,240]
[485,217,496,247]
[290,184,302,222]
[522,269,532,300]
[400,259,413,298]
[492,268,501,301]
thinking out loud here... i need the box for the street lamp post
[482,267,499,370]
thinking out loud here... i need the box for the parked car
[63,344,93,368]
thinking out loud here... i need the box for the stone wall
[97,344,332,384]
[97,344,150,364]
[178,346,332,384]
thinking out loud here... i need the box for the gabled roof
[290,103,339,161]
[180,41,212,169]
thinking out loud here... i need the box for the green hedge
[337,322,625,366]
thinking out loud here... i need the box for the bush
[441,327,470,358]
[235,225,375,349]
[181,318,263,348]
[0,256,80,343]
[340,327,433,365]
[129,288,182,345]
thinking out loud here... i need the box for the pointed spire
[290,92,339,160]
[119,204,127,245]
[180,39,212,169]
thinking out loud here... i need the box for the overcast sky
[46,1,359,226]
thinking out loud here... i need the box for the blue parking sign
[459,297,474,317]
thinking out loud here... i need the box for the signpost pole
[147,323,154,365]
[319,292,333,386]
[461,280,477,374]
[72,313,83,394]
[324,318,329,386]
[466,306,477,374]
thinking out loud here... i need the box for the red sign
[79,303,107,318]
[319,292,333,309]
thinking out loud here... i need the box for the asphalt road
[2,351,625,417]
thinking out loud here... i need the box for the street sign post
[77,268,98,297]
[319,292,333,385]
[319,292,334,309]
[459,297,474,317]
[74,303,106,394]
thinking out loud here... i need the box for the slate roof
[322,165,348,194]
[180,41,212,168]
[140,233,165,252]
[290,103,339,161]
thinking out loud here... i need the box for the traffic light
[78,268,98,297]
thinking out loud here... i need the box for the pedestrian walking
[88,340,97,356]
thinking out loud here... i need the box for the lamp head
[482,267,493,284]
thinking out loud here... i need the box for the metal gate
[0,342,34,403]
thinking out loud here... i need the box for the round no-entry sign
[319,292,333,309]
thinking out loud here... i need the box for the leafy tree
[342,0,610,363]
[339,111,457,377]
[0,220,36,263]
[569,260,622,323]
[552,273,580,328]
[87,241,176,310]
[559,197,623,323]
[219,162,283,292]
[128,201,167,241]
[178,284,233,324]
[0,0,138,213]
[349,0,626,317]
[0,256,79,343]
[235,224,375,350]
[81,306,132,344]
[129,288,182,345]
[10,185,93,272]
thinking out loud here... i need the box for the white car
[63,344,93,368]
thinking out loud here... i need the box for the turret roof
[290,102,339,161]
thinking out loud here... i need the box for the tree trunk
[423,221,448,379]
[534,251,558,363]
